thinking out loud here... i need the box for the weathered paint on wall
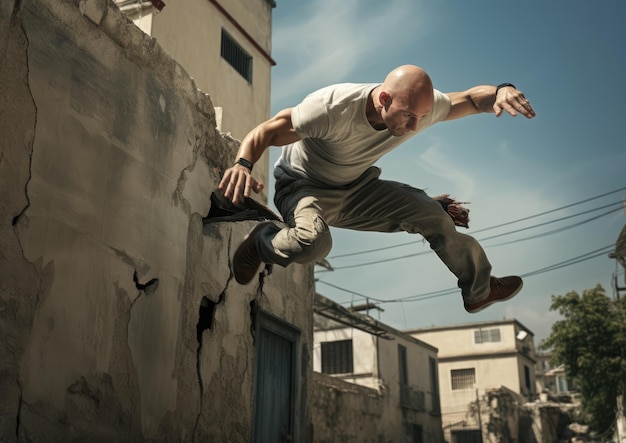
[312,325,444,442]
[149,0,274,199]
[311,373,385,443]
[0,0,313,440]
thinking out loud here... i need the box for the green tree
[540,284,626,439]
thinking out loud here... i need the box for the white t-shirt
[275,82,451,186]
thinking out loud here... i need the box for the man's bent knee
[292,215,332,264]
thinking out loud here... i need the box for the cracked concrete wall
[310,373,386,443]
[0,0,314,441]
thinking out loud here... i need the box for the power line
[521,245,614,278]
[482,206,623,248]
[327,186,626,260]
[319,204,620,271]
[314,187,625,307]
[317,243,616,306]
[479,202,623,243]
[470,187,626,235]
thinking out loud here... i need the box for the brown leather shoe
[233,222,273,285]
[464,276,523,313]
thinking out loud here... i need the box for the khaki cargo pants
[255,166,492,302]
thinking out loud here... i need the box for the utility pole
[610,197,626,299]
[614,200,626,442]
[475,389,483,442]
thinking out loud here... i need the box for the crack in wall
[66,376,101,407]
[249,299,258,341]
[257,264,272,293]
[132,270,159,295]
[15,378,23,441]
[190,231,232,441]
[192,290,226,442]
[7,7,40,440]
[11,2,37,234]
[172,133,203,216]
[3,1,287,440]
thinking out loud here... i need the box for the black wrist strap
[495,83,516,96]
[235,157,253,172]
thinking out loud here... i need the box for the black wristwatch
[495,83,516,96]
[235,157,253,172]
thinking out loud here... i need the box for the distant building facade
[115,0,275,201]
[311,294,444,442]
[407,319,537,442]
[535,351,576,396]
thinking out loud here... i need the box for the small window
[474,328,501,343]
[221,29,253,82]
[524,365,531,391]
[398,345,408,386]
[321,340,353,374]
[451,429,482,443]
[429,357,441,415]
[451,368,476,390]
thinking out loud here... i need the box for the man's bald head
[373,65,435,136]
[382,65,434,112]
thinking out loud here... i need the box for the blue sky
[266,0,626,343]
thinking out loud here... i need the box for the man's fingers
[231,172,247,204]
[514,100,535,118]
[231,171,258,204]
[219,166,265,205]
[218,171,231,192]
[243,175,252,198]
[253,182,264,193]
[501,102,519,117]
[510,93,535,118]
[219,168,243,203]
[521,100,536,118]
[494,88,536,119]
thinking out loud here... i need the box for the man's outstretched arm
[444,84,536,121]
[219,107,301,205]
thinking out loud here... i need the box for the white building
[535,351,576,397]
[407,319,536,442]
[114,0,275,201]
[312,294,444,442]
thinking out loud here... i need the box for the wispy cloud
[271,0,427,108]
[417,143,477,198]
[269,0,626,340]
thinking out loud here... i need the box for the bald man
[219,65,536,313]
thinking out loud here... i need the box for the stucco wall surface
[311,373,385,443]
[0,0,313,441]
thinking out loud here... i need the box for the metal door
[254,312,300,443]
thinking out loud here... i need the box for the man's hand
[218,164,264,206]
[493,86,536,119]
[433,194,470,228]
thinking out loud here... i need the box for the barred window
[321,340,353,374]
[474,328,501,343]
[221,29,253,83]
[451,368,476,390]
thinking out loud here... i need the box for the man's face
[383,105,419,136]
[382,91,433,136]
